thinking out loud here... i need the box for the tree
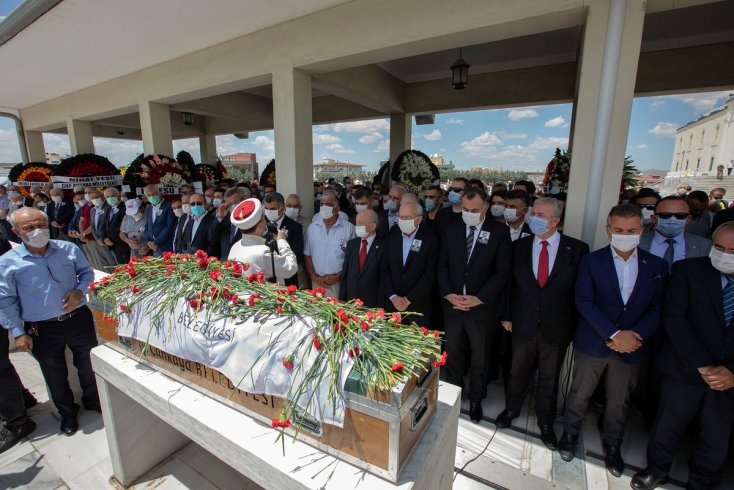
[622,156,639,189]
[225,165,253,182]
[439,168,528,184]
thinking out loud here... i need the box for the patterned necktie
[466,226,476,262]
[724,275,734,329]
[663,238,675,271]
[538,240,549,288]
[359,239,368,271]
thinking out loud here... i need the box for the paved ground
[2,349,732,490]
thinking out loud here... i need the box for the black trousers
[31,306,99,418]
[506,334,568,426]
[0,330,29,428]
[563,350,640,446]
[646,375,734,489]
[444,310,495,402]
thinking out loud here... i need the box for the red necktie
[538,240,549,288]
[359,239,368,271]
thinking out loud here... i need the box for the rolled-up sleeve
[0,264,25,338]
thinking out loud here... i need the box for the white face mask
[503,208,519,223]
[490,204,505,217]
[51,196,63,204]
[462,210,482,227]
[92,198,104,207]
[709,248,734,274]
[610,233,640,253]
[24,228,50,248]
[355,225,369,238]
[284,207,300,220]
[173,208,184,218]
[263,208,281,222]
[182,204,191,215]
[355,203,369,213]
[641,208,654,225]
[84,193,91,201]
[398,218,416,235]
[320,205,334,220]
[212,198,222,207]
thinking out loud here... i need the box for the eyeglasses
[656,212,689,220]
[448,187,465,193]
[639,204,656,210]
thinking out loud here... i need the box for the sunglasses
[639,204,656,210]
[448,187,465,193]
[656,212,688,220]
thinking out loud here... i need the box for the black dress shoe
[60,416,78,436]
[495,409,518,429]
[0,420,36,454]
[602,442,624,477]
[23,390,38,409]
[539,424,558,450]
[631,468,668,490]
[557,432,577,461]
[469,400,483,423]
[84,402,102,413]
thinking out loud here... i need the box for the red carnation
[433,330,440,339]
[130,285,141,294]
[287,284,298,294]
[282,356,294,370]
[209,270,222,281]
[189,299,201,310]
[420,326,428,336]
[231,295,239,305]
[348,347,361,358]
[391,362,404,373]
[103,315,114,322]
[248,294,261,307]
[390,313,401,325]
[353,298,364,307]
[313,336,323,351]
[360,321,369,331]
[433,351,448,368]
[271,418,292,429]
[231,262,244,277]
[195,250,208,259]
[277,305,283,315]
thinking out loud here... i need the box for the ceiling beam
[313,65,405,114]
[170,92,273,123]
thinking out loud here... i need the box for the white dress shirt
[190,214,204,242]
[150,202,162,224]
[650,230,685,263]
[304,214,355,275]
[361,233,376,255]
[611,246,638,305]
[401,226,418,265]
[465,220,484,258]
[532,231,561,279]
[508,220,525,242]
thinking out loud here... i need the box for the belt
[36,307,83,324]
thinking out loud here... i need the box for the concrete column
[389,113,411,164]
[25,130,46,162]
[564,0,646,249]
[139,101,173,156]
[199,134,218,164]
[273,67,314,218]
[66,118,95,155]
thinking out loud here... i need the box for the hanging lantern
[451,48,470,90]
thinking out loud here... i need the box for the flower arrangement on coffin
[542,148,571,194]
[53,153,121,198]
[91,251,445,443]
[139,154,192,201]
[8,162,54,198]
[195,164,221,186]
[260,159,276,186]
[390,150,440,194]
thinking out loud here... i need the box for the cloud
[649,122,678,138]
[313,133,341,145]
[445,117,464,125]
[649,99,665,109]
[423,129,442,141]
[0,128,22,163]
[374,139,390,152]
[332,119,390,134]
[460,132,502,157]
[358,132,383,144]
[544,116,566,128]
[496,131,527,140]
[631,144,648,150]
[507,108,538,121]
[94,138,144,166]
[528,136,568,151]
[669,91,730,114]
[326,143,356,154]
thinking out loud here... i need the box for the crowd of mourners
[0,175,733,490]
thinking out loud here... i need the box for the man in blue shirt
[0,207,99,437]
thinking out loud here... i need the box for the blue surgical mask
[656,217,685,238]
[528,216,550,236]
[385,200,397,212]
[424,198,436,212]
[191,205,206,217]
[448,191,462,205]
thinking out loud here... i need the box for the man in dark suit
[376,184,406,238]
[47,189,73,240]
[263,192,303,287]
[172,196,190,253]
[340,209,385,307]
[178,193,216,255]
[143,184,176,257]
[558,204,667,479]
[631,222,734,490]
[382,201,438,326]
[504,189,532,241]
[438,188,512,422]
[208,187,247,259]
[495,197,589,449]
[100,187,129,264]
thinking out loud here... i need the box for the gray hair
[286,193,301,205]
[320,190,339,206]
[225,187,250,200]
[143,184,159,194]
[713,221,734,241]
[104,187,120,197]
[8,207,48,227]
[533,197,563,218]
[358,209,379,225]
[401,201,423,218]
[390,184,407,195]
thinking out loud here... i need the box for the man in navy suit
[558,204,667,478]
[47,189,73,241]
[143,184,176,257]
[340,209,385,307]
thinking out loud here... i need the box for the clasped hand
[606,330,643,353]
[445,293,481,311]
[698,365,734,391]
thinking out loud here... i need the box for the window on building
[696,158,701,169]
[686,160,689,170]
[710,157,715,171]
[701,130,705,145]
[675,161,679,171]
[715,125,720,141]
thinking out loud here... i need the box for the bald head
[9,207,48,231]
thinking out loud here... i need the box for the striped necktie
[466,226,475,262]
[724,275,734,329]
[663,238,675,271]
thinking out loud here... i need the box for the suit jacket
[277,215,304,286]
[208,214,242,259]
[339,235,385,307]
[658,257,734,395]
[573,246,667,364]
[173,215,189,253]
[639,231,711,260]
[506,234,589,345]
[90,203,109,241]
[144,201,176,253]
[47,199,74,238]
[381,226,439,324]
[438,219,512,319]
[101,202,130,262]
[376,210,397,239]
[181,213,216,255]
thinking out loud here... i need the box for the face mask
[677,188,687,196]
[641,208,654,225]
[36,203,46,210]
[355,203,369,213]
[284,207,300,220]
[709,248,734,274]
[206,197,213,205]
[24,228,50,248]
[74,202,82,210]
[78,199,87,206]
[106,197,119,207]
[424,198,436,212]
[490,204,505,217]
[148,195,162,205]
[527,216,550,236]
[212,198,222,207]
[121,196,128,203]
[610,233,640,253]
[191,205,206,217]
[385,200,397,212]
[84,193,91,201]
[371,200,379,208]
[263,208,280,222]
[656,217,686,238]
[173,208,184,218]
[355,225,369,238]
[92,198,103,207]
[320,205,334,220]
[503,208,519,223]
[462,210,482,227]
[398,218,416,235]
[51,196,62,204]
[182,204,191,215]
[621,199,630,205]
[448,191,462,205]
